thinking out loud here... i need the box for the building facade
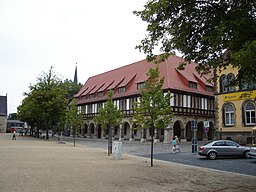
[0,95,7,133]
[216,65,256,144]
[75,55,215,143]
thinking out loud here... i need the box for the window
[213,141,225,146]
[224,103,235,126]
[118,87,126,93]
[189,81,197,89]
[98,91,104,97]
[227,73,235,92]
[220,73,235,93]
[220,75,228,93]
[137,82,145,89]
[244,102,256,125]
[206,85,213,92]
[89,94,94,99]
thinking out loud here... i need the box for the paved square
[0,134,255,192]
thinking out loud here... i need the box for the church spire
[73,63,78,85]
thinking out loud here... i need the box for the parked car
[198,140,250,160]
[248,147,256,159]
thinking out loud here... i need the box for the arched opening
[84,124,88,137]
[197,122,203,141]
[173,121,181,138]
[123,122,130,140]
[89,123,95,137]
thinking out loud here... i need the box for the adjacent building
[74,55,215,143]
[0,95,7,133]
[216,65,256,144]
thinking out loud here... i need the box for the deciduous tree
[133,66,172,167]
[134,0,256,85]
[96,90,122,155]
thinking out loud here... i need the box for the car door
[212,141,226,156]
[224,141,241,156]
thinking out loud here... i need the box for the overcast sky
[0,0,149,114]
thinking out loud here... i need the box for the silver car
[248,147,256,159]
[198,140,250,160]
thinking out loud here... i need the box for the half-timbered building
[74,55,215,142]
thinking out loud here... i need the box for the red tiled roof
[75,55,214,103]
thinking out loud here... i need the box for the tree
[133,66,172,167]
[8,113,18,120]
[134,0,256,85]
[62,79,83,100]
[18,67,68,139]
[65,99,84,147]
[96,90,122,156]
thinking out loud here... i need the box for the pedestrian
[12,130,16,140]
[171,137,177,153]
[175,136,181,152]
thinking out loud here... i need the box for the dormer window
[98,91,104,97]
[89,94,94,99]
[118,87,126,93]
[137,82,145,89]
[206,85,213,92]
[81,96,86,100]
[189,81,197,89]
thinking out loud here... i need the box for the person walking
[171,137,177,153]
[12,130,16,140]
[175,136,181,152]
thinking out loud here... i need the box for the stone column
[141,129,146,142]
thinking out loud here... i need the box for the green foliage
[95,90,122,129]
[65,99,84,131]
[134,0,256,84]
[62,79,83,100]
[133,66,172,130]
[8,113,18,120]
[17,67,69,137]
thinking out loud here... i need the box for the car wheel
[243,151,250,159]
[208,151,217,160]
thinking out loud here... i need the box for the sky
[0,0,149,114]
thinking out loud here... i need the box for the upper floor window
[81,96,86,100]
[98,91,104,97]
[220,73,235,93]
[137,82,145,89]
[244,102,256,126]
[118,87,126,93]
[223,103,235,126]
[189,81,197,89]
[227,73,235,92]
[89,94,94,99]
[240,80,256,91]
[206,86,213,92]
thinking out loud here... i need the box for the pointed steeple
[74,63,78,85]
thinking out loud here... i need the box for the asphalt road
[52,136,256,177]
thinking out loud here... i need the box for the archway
[89,123,95,138]
[173,121,182,138]
[84,124,88,137]
[123,122,130,140]
[197,122,204,141]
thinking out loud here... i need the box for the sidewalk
[0,133,255,192]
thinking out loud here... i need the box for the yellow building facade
[216,65,256,144]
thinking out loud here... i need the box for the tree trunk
[151,126,154,167]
